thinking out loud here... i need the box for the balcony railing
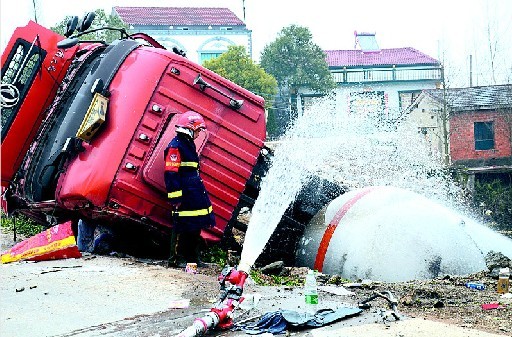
[332,67,443,84]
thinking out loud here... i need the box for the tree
[51,9,129,44]
[259,25,336,120]
[203,46,278,133]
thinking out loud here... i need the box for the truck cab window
[1,38,45,140]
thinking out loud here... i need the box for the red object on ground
[175,267,249,336]
[1,187,7,213]
[1,221,81,264]
[481,303,502,310]
[212,268,249,329]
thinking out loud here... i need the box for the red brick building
[450,110,511,167]
[407,85,512,172]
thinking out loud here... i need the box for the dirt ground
[321,272,512,335]
[220,263,512,336]
[1,226,511,337]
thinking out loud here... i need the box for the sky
[1,0,511,87]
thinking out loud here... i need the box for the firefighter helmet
[175,111,206,131]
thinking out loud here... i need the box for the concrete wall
[406,95,447,163]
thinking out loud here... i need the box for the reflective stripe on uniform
[180,162,198,168]
[168,191,183,198]
[174,206,213,217]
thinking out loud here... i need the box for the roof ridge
[325,47,422,52]
[114,6,231,9]
[114,6,245,26]
[325,48,440,67]
[422,85,512,110]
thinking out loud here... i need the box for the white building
[113,7,252,65]
[299,32,443,120]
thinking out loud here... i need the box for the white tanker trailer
[295,185,512,282]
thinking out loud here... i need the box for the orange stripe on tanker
[313,187,377,272]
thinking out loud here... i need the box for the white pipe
[175,312,219,337]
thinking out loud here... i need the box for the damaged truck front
[1,18,267,255]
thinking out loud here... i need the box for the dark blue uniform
[164,132,215,233]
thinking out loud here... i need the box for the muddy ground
[1,227,511,337]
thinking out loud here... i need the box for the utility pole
[242,0,246,22]
[469,54,473,87]
[32,0,38,23]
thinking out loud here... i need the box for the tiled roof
[113,7,245,26]
[424,85,512,111]
[325,48,439,67]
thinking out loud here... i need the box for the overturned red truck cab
[1,19,266,251]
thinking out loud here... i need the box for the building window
[398,90,421,109]
[474,121,494,150]
[199,52,223,64]
[350,91,385,115]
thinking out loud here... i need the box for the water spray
[174,262,251,337]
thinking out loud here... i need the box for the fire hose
[175,263,250,337]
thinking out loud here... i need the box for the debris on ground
[345,272,511,335]
[1,221,81,264]
[236,263,512,336]
[233,307,363,335]
[169,299,190,309]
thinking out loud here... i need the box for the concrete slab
[0,255,217,337]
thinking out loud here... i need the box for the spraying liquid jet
[175,264,250,337]
[175,94,512,330]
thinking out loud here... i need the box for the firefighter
[164,111,215,268]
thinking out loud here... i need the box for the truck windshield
[1,37,45,140]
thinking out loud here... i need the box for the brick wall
[450,110,512,162]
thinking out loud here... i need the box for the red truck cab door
[1,21,77,187]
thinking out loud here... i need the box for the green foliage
[265,107,279,137]
[0,211,44,237]
[201,244,228,266]
[474,178,512,231]
[326,275,351,285]
[249,269,265,284]
[260,25,336,95]
[51,9,130,44]
[203,46,278,111]
[249,269,305,287]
